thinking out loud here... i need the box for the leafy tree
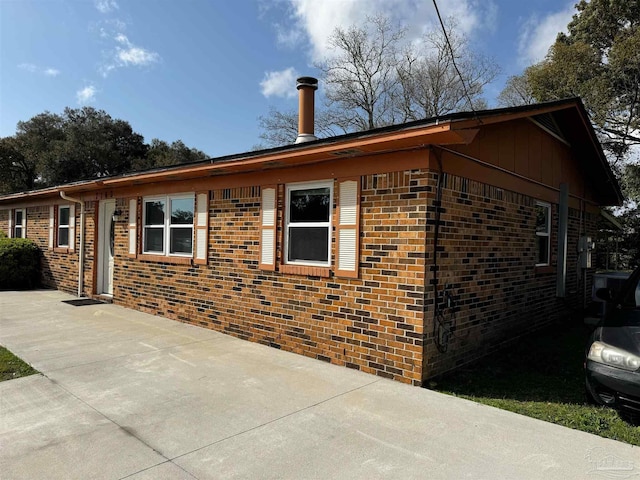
[0,137,35,193]
[0,107,209,193]
[497,74,536,107]
[12,112,65,189]
[258,15,499,147]
[134,139,208,170]
[44,107,147,184]
[513,0,640,269]
[523,0,640,167]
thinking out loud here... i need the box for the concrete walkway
[0,290,638,479]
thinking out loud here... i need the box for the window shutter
[49,206,55,249]
[68,204,76,251]
[336,178,360,278]
[194,192,209,265]
[7,209,13,238]
[259,186,277,271]
[128,198,137,257]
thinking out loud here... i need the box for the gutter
[60,191,85,298]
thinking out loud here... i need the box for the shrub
[0,238,40,289]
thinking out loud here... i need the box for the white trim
[284,180,333,267]
[194,192,209,263]
[68,204,75,251]
[128,198,137,255]
[337,180,358,273]
[57,205,71,248]
[142,193,194,257]
[535,201,551,266]
[48,206,54,248]
[259,187,277,269]
[16,208,26,238]
[8,209,13,238]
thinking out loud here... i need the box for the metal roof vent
[531,113,568,144]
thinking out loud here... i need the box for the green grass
[0,346,38,382]
[429,323,640,446]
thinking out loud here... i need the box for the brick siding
[115,171,431,385]
[1,167,600,385]
[422,172,598,380]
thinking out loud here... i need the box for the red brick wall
[422,172,598,380]
[114,171,430,384]
[22,205,79,293]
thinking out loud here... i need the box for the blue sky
[0,0,578,158]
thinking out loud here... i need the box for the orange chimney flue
[295,76,318,144]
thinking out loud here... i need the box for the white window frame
[142,194,194,257]
[13,209,25,238]
[58,206,70,247]
[535,201,551,266]
[284,180,333,267]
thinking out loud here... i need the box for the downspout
[60,191,85,298]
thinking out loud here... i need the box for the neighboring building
[0,78,622,385]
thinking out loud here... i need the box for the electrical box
[578,236,595,269]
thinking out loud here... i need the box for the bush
[0,238,40,289]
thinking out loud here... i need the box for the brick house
[0,79,622,385]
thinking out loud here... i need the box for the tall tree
[13,111,65,188]
[317,15,405,131]
[256,107,346,148]
[48,107,147,184]
[524,0,640,166]
[496,74,536,107]
[134,139,208,170]
[259,15,498,147]
[0,137,34,193]
[397,23,498,120]
[0,107,209,193]
[515,0,640,269]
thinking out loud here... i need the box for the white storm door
[98,200,116,295]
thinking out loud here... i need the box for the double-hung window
[58,206,70,247]
[535,201,551,266]
[143,195,194,256]
[285,182,332,266]
[13,209,25,238]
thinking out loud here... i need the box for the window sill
[535,265,555,274]
[279,264,331,277]
[139,254,193,265]
[54,247,70,254]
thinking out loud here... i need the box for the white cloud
[117,46,160,66]
[19,63,61,76]
[277,0,497,62]
[18,63,38,73]
[260,67,299,98]
[100,33,161,76]
[518,3,576,66]
[95,0,118,14]
[76,85,97,104]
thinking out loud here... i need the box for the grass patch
[0,346,38,382]
[429,323,640,446]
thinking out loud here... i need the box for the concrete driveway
[0,290,638,479]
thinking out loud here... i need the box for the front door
[98,200,115,295]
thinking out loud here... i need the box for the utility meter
[578,236,595,269]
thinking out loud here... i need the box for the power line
[431,0,481,122]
